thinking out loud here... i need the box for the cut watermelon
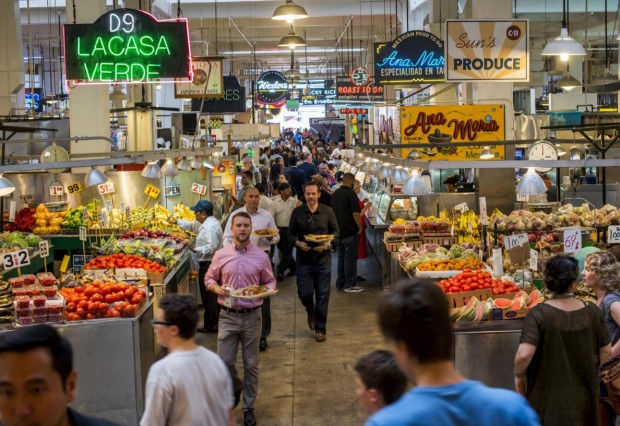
[493,298,512,310]
[456,297,479,321]
[528,290,542,309]
[473,301,486,321]
[509,291,528,311]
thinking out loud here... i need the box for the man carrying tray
[206,211,276,426]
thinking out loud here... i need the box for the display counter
[365,215,391,288]
[0,301,155,426]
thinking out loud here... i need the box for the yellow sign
[144,184,161,199]
[400,104,505,161]
[60,255,70,273]
[67,182,83,194]
[445,20,529,82]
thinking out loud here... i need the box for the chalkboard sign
[191,76,246,113]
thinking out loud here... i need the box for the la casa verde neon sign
[63,9,191,83]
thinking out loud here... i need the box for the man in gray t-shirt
[141,295,235,426]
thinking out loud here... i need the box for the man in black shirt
[297,152,318,182]
[289,181,339,342]
[331,173,363,293]
[284,155,306,199]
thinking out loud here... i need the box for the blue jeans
[336,234,360,290]
[296,261,331,333]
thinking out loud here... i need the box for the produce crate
[383,235,422,252]
[415,268,463,279]
[115,268,148,280]
[445,288,493,309]
[61,229,79,235]
[491,308,529,320]
[422,234,457,247]
[147,270,167,283]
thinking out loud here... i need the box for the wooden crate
[383,237,422,253]
[422,234,457,247]
[445,288,493,309]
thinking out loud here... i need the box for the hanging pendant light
[189,156,203,169]
[177,158,193,171]
[160,158,179,177]
[555,144,567,156]
[109,86,128,101]
[392,166,410,183]
[0,175,16,196]
[379,163,393,179]
[516,168,547,196]
[407,149,422,160]
[479,146,495,160]
[556,74,581,91]
[541,0,585,60]
[278,25,306,49]
[203,158,215,170]
[403,171,429,196]
[369,159,381,174]
[272,0,308,21]
[85,166,108,187]
[141,161,162,179]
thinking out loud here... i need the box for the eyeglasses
[150,319,173,327]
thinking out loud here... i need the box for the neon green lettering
[99,62,113,81]
[146,64,160,80]
[130,63,146,81]
[77,37,88,57]
[91,37,107,56]
[114,63,130,80]
[108,36,124,56]
[125,36,140,56]
[139,36,155,56]
[83,63,99,81]
[155,37,171,55]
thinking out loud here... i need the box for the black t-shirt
[288,203,339,264]
[331,186,361,238]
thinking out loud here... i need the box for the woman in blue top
[583,251,620,424]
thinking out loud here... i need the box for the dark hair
[242,170,253,180]
[544,254,579,294]
[0,324,73,389]
[377,280,453,364]
[608,245,620,262]
[342,173,355,186]
[303,181,320,193]
[274,147,282,155]
[255,182,267,194]
[335,171,345,181]
[159,294,199,340]
[354,350,407,405]
[277,182,291,191]
[270,164,283,182]
[289,155,298,166]
[232,211,252,225]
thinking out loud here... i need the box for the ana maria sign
[256,70,288,105]
[63,8,191,83]
[374,31,445,85]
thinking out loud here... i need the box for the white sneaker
[344,286,365,293]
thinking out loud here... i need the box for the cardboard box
[147,270,167,283]
[115,268,148,280]
[383,234,422,252]
[491,307,529,320]
[445,288,493,309]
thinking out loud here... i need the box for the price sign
[3,249,30,270]
[82,207,89,222]
[98,212,108,226]
[454,202,469,213]
[608,226,620,244]
[164,184,181,197]
[79,226,87,241]
[516,193,528,202]
[67,182,83,194]
[49,185,64,196]
[120,202,125,213]
[479,197,488,225]
[191,182,207,195]
[144,184,161,199]
[72,254,92,271]
[97,181,115,194]
[505,233,529,250]
[529,249,539,271]
[125,206,131,218]
[38,240,49,258]
[105,200,113,211]
[563,228,582,253]
[93,199,100,211]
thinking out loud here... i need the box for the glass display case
[377,194,419,222]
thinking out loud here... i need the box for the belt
[220,305,260,314]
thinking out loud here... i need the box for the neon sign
[63,8,191,83]
[374,31,445,85]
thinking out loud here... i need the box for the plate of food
[252,228,279,238]
[229,285,279,299]
[304,234,335,243]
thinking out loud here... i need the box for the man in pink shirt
[206,212,276,426]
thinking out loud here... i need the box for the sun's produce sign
[63,8,191,83]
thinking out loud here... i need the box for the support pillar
[0,0,25,116]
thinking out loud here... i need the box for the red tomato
[104,294,115,304]
[66,302,76,313]
[124,287,136,298]
[87,302,98,313]
[91,293,103,303]
[124,305,136,317]
[86,313,97,320]
[110,309,122,318]
[77,300,88,310]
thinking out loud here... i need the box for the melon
[493,298,512,310]
[473,301,486,321]
[528,290,543,309]
[509,290,528,311]
[456,297,479,321]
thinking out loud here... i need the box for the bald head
[342,173,355,187]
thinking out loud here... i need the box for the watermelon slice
[528,290,542,309]
[456,297,479,321]
[493,298,512,310]
[473,301,486,321]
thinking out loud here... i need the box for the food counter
[0,301,155,426]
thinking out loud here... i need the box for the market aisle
[196,256,386,426]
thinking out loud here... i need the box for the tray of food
[229,285,278,299]
[304,234,335,244]
[252,228,279,238]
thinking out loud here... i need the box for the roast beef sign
[256,71,288,105]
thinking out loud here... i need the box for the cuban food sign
[445,20,529,82]
[175,57,224,98]
[63,8,191,83]
[374,31,445,85]
[400,105,505,161]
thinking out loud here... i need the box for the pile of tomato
[60,281,147,321]
[437,270,521,295]
[84,253,167,273]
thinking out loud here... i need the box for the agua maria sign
[63,8,191,83]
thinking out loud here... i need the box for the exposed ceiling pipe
[228,17,254,48]
[335,15,354,46]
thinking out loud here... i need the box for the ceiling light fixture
[160,158,179,177]
[85,166,108,187]
[403,171,429,196]
[555,144,567,156]
[109,86,129,101]
[407,149,421,160]
[141,161,163,179]
[278,26,306,49]
[0,175,16,196]
[189,156,203,170]
[479,146,495,160]
[177,158,193,171]
[556,73,581,91]
[516,168,547,196]
[541,0,585,60]
[272,0,308,22]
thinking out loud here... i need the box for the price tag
[491,248,504,276]
[529,249,539,271]
[144,184,161,199]
[516,193,528,202]
[3,249,30,270]
[49,185,64,196]
[97,181,115,195]
[164,184,181,197]
[20,194,34,204]
[105,200,113,211]
[454,202,469,213]
[82,207,89,222]
[98,212,108,226]
[93,199,100,211]
[125,206,131,218]
[38,240,49,258]
[479,197,488,225]
[563,228,582,253]
[67,182,82,194]
[72,254,92,271]
[79,226,87,241]
[60,255,70,273]
[120,202,125,214]
[505,233,529,250]
[8,201,16,222]
[191,182,208,195]
[608,225,620,244]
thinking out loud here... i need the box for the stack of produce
[4,208,36,232]
[437,270,519,295]
[61,280,147,321]
[416,214,451,233]
[119,229,189,243]
[11,273,62,325]
[61,206,91,230]
[451,290,543,322]
[126,207,154,229]
[0,281,13,324]
[173,203,196,221]
[90,208,124,230]
[453,210,481,244]
[33,204,66,234]
[386,219,420,242]
[152,203,175,229]
[0,232,41,252]
[398,243,482,274]
[84,253,168,274]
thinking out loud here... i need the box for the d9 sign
[3,249,30,270]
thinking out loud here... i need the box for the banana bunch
[173,203,195,221]
[152,204,174,229]
[453,210,481,244]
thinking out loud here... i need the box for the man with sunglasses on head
[207,211,276,426]
[288,181,339,343]
[141,294,235,426]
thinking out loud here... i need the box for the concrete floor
[196,254,387,426]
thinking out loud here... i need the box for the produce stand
[0,300,155,426]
